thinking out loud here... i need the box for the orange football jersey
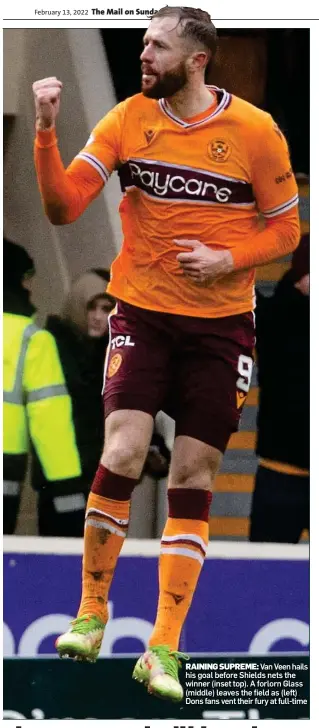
[49,87,300,317]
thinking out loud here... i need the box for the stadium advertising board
[4,538,309,658]
[4,539,310,719]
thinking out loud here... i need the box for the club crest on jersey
[108,353,122,378]
[208,138,231,163]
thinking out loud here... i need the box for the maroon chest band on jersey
[118,158,254,206]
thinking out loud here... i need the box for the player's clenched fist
[32,77,63,130]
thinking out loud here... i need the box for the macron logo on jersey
[119,158,255,206]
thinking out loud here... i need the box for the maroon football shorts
[103,300,255,453]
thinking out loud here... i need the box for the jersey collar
[158,86,232,128]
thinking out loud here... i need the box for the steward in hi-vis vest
[3,239,82,534]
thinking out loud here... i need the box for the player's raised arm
[33,76,63,130]
[32,77,122,225]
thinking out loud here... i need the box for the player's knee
[101,440,146,479]
[171,464,213,491]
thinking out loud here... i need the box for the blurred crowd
[3,239,170,538]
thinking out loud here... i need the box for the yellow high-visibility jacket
[3,313,81,492]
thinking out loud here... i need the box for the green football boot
[132,645,188,702]
[55,614,105,663]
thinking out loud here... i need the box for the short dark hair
[4,238,35,285]
[150,6,218,64]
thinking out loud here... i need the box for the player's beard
[142,60,188,99]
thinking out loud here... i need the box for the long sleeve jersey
[35,86,300,318]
